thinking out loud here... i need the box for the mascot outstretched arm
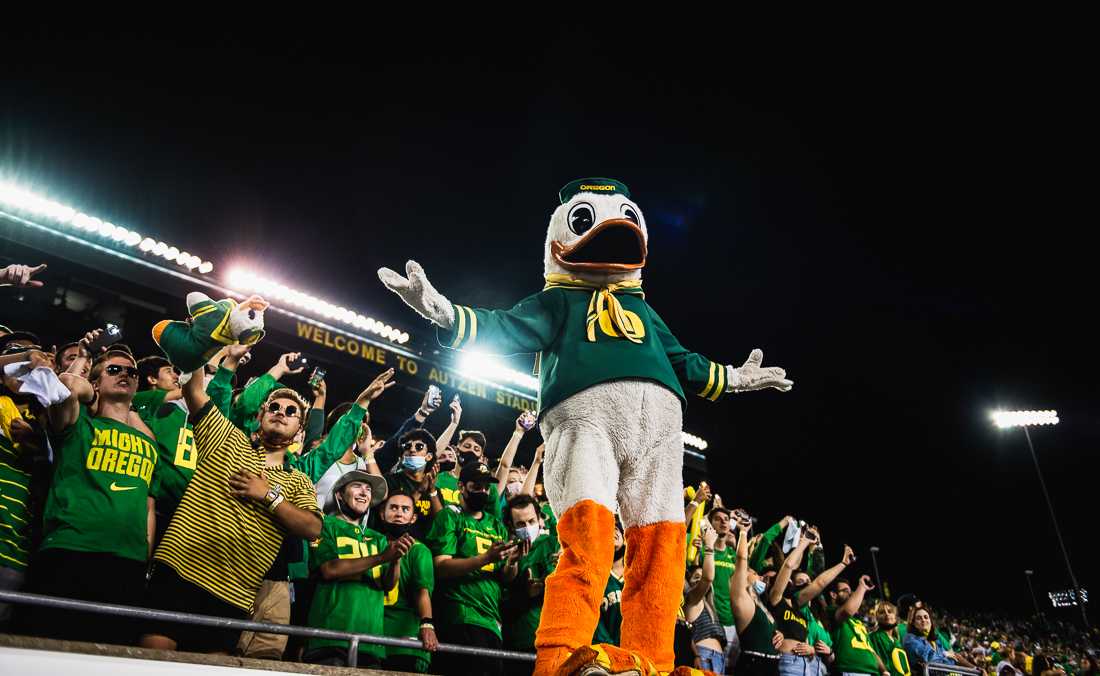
[380,178,791,676]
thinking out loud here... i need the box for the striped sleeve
[191,402,250,463]
[436,291,562,355]
[648,307,728,402]
[285,471,322,519]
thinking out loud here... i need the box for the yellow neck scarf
[543,273,645,344]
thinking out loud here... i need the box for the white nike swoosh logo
[110,482,137,492]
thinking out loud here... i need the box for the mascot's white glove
[377,260,456,329]
[726,349,793,393]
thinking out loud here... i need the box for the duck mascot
[152,292,268,372]
[379,178,792,675]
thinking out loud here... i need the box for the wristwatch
[264,483,283,507]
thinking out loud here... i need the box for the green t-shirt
[870,629,912,676]
[383,540,435,662]
[504,533,560,651]
[0,398,32,571]
[806,609,833,648]
[438,287,728,415]
[307,515,391,660]
[42,405,159,562]
[424,507,509,638]
[833,617,883,675]
[540,501,557,539]
[436,471,461,509]
[712,545,736,626]
[593,570,624,646]
[133,389,195,506]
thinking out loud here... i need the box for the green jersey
[424,507,509,638]
[539,501,557,539]
[712,546,736,626]
[439,286,728,415]
[383,540,435,663]
[307,515,391,660]
[42,405,158,562]
[133,389,195,505]
[436,472,461,509]
[593,570,624,645]
[870,629,912,676]
[833,617,882,675]
[504,533,560,651]
[0,397,32,571]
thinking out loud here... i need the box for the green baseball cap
[558,178,631,204]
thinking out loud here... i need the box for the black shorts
[143,562,249,653]
[19,548,147,645]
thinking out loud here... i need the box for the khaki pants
[237,579,291,659]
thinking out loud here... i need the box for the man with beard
[303,471,412,667]
[502,493,561,669]
[870,602,913,676]
[593,519,626,646]
[141,368,324,654]
[832,575,889,676]
[379,488,439,673]
[426,462,520,676]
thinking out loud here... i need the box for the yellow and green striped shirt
[154,402,321,611]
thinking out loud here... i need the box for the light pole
[870,546,884,599]
[992,410,1088,628]
[1024,570,1042,619]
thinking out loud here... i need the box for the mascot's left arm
[648,306,793,397]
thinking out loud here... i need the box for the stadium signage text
[295,321,536,413]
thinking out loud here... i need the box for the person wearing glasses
[23,343,160,644]
[385,428,441,540]
[140,363,326,654]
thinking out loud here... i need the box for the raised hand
[726,349,793,393]
[842,545,856,566]
[377,260,456,328]
[449,395,462,424]
[358,368,396,405]
[1,263,47,288]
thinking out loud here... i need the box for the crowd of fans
[1,260,1097,676]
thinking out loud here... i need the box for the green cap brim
[559,178,631,204]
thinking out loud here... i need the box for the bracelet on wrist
[267,495,285,513]
[419,617,433,625]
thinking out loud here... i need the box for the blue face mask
[402,456,427,472]
[753,580,767,596]
[515,524,541,542]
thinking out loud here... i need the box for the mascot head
[544,178,648,284]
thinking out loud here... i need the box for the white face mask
[515,524,541,543]
[506,481,523,496]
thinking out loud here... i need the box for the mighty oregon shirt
[42,405,159,562]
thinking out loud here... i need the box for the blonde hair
[263,387,309,413]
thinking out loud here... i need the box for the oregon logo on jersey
[596,306,645,341]
[84,428,158,486]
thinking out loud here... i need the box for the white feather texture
[539,379,685,529]
[228,301,265,339]
[543,192,648,284]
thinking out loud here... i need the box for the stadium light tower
[991,409,1088,628]
[1024,570,1042,619]
[869,546,884,599]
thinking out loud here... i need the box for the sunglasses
[266,401,301,418]
[104,364,139,378]
[402,440,429,452]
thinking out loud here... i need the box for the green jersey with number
[870,629,912,676]
[43,405,159,562]
[593,570,624,645]
[712,546,735,626]
[307,516,391,660]
[383,540,435,662]
[833,617,882,675]
[133,389,195,505]
[424,507,509,638]
[436,472,462,509]
[504,533,561,650]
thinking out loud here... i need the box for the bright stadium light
[682,432,709,451]
[227,267,411,346]
[991,409,1059,428]
[0,179,216,274]
[991,406,1088,628]
[457,351,539,391]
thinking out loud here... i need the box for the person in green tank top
[425,462,521,676]
[832,574,888,676]
[870,601,912,676]
[378,489,438,674]
[305,470,414,668]
[731,517,785,676]
[27,346,160,644]
[501,494,561,659]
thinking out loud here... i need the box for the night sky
[2,25,1094,619]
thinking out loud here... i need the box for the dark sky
[2,25,1095,619]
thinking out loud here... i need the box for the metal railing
[0,589,535,668]
[924,661,983,676]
